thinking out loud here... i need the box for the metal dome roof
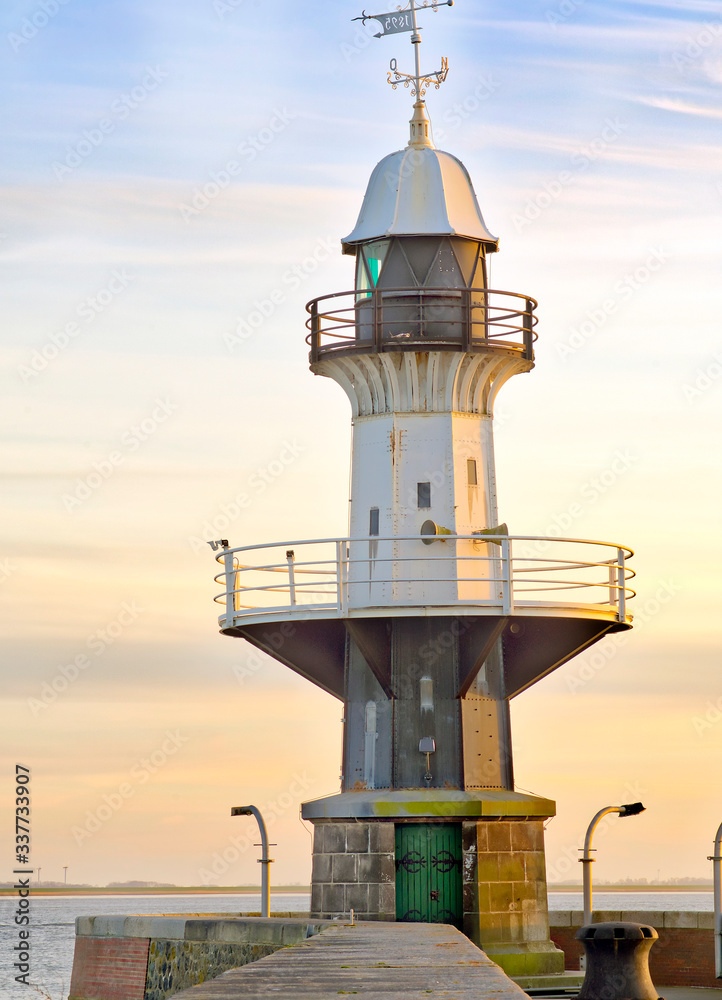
[342,139,499,255]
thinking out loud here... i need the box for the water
[0,892,309,1000]
[0,891,713,1000]
[548,890,713,911]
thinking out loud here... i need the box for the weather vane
[353,0,453,99]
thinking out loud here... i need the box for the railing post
[233,559,240,613]
[608,559,617,610]
[617,547,626,622]
[223,548,235,628]
[462,288,471,351]
[373,288,382,353]
[501,537,512,614]
[523,298,533,360]
[336,540,347,613]
[286,549,296,606]
[310,299,319,363]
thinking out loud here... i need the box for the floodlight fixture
[580,802,646,925]
[230,804,273,917]
[707,820,722,978]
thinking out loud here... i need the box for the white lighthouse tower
[211,4,634,976]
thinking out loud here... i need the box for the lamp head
[619,802,645,817]
[231,806,253,816]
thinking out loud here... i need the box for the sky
[1,0,721,891]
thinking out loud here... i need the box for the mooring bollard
[576,922,662,1000]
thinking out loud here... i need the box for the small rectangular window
[369,507,379,536]
[417,482,431,509]
[467,459,478,486]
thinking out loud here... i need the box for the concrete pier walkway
[171,921,528,999]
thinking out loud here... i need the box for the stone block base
[482,941,565,976]
[306,799,564,977]
[310,820,396,920]
[462,818,564,975]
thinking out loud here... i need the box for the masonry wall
[550,910,719,987]
[68,916,327,1000]
[462,819,563,977]
[310,820,396,920]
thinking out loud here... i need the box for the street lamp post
[708,821,722,978]
[231,804,273,918]
[580,802,645,926]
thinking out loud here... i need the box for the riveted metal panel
[395,823,463,927]
[392,617,461,789]
[460,695,503,789]
[344,635,392,790]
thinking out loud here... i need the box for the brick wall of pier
[550,910,719,987]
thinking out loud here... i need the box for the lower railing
[212,535,635,626]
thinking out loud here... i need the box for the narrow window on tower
[417,482,431,508]
[467,459,478,485]
[369,507,379,536]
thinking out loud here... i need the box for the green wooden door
[395,823,463,927]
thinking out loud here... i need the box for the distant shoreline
[548,885,712,893]
[0,884,711,897]
[0,885,311,897]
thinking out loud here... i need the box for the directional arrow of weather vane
[353,0,453,98]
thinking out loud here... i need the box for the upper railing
[212,534,634,629]
[305,287,538,363]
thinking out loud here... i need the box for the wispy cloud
[481,121,720,172]
[632,95,722,119]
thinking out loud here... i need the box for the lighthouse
[211,3,634,977]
